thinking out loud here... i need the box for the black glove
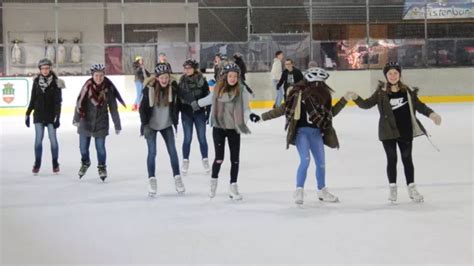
[140,124,145,136]
[205,106,211,124]
[190,101,200,112]
[53,116,60,129]
[142,124,153,139]
[249,113,261,123]
[25,115,30,128]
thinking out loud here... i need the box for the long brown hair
[305,81,334,107]
[214,79,240,97]
[154,80,171,106]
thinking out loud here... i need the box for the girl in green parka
[348,62,442,203]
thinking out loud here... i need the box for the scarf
[212,84,250,134]
[38,74,53,93]
[285,86,333,130]
[76,77,126,117]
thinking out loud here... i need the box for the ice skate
[209,178,218,198]
[182,159,189,176]
[294,187,304,205]
[229,183,243,201]
[98,165,107,182]
[174,175,185,194]
[202,158,210,174]
[407,183,424,203]
[388,183,397,203]
[78,162,90,179]
[148,177,157,197]
[317,187,339,203]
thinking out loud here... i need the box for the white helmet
[304,67,329,82]
[90,63,105,74]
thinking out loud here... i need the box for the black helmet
[38,58,53,68]
[222,62,241,75]
[182,59,199,69]
[233,52,243,59]
[383,61,401,76]
[154,63,171,76]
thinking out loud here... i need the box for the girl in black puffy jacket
[25,58,64,174]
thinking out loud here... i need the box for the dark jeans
[145,126,180,177]
[211,127,240,183]
[34,123,59,166]
[181,111,208,160]
[80,135,106,166]
[382,138,414,185]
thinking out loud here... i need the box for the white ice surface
[1,103,473,265]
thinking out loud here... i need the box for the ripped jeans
[211,127,240,183]
[295,127,326,189]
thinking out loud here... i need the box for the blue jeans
[273,79,284,107]
[34,123,59,165]
[134,80,143,105]
[295,127,326,189]
[79,135,106,166]
[181,111,208,160]
[146,126,180,177]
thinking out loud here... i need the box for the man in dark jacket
[25,58,64,174]
[276,58,304,102]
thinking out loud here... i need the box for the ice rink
[1,103,472,265]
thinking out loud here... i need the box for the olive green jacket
[353,81,434,141]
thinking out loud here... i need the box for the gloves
[190,101,200,112]
[115,129,121,135]
[249,113,261,123]
[25,115,30,128]
[208,79,216,87]
[344,92,357,101]
[143,124,153,139]
[53,116,60,129]
[56,78,66,89]
[429,112,442,125]
[140,124,145,136]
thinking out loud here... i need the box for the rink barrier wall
[1,67,472,116]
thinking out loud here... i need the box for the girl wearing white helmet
[25,58,65,174]
[139,63,185,197]
[252,67,353,205]
[73,63,126,182]
[197,62,259,200]
[132,56,150,111]
[347,62,442,203]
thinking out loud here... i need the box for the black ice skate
[98,165,107,182]
[78,162,91,179]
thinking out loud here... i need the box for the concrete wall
[107,3,198,24]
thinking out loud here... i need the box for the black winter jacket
[139,76,180,131]
[177,73,210,115]
[26,72,62,124]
